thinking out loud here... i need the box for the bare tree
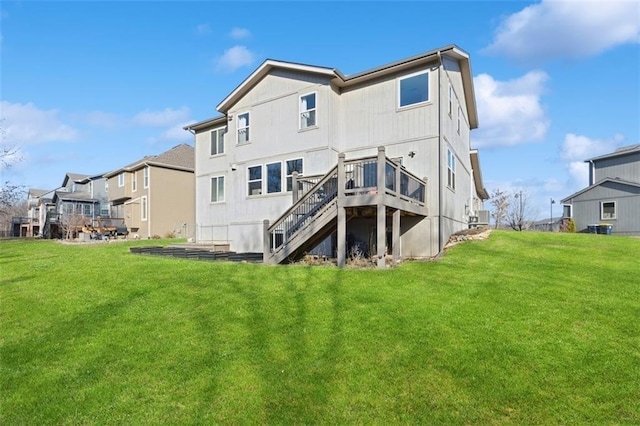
[60,213,87,240]
[506,190,536,231]
[489,188,509,229]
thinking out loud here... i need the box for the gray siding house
[185,45,489,266]
[562,144,640,235]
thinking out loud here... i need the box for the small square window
[399,71,429,108]
[601,201,616,220]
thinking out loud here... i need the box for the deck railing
[266,148,427,259]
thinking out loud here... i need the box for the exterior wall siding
[593,152,640,183]
[568,181,640,234]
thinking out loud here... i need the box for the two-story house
[103,144,195,239]
[185,45,489,267]
[20,188,48,237]
[562,144,640,235]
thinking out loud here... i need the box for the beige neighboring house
[104,144,195,239]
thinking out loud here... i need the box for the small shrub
[566,219,576,233]
[164,231,176,239]
[151,234,161,240]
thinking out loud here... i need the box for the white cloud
[214,45,255,72]
[160,122,193,141]
[560,133,625,187]
[0,101,78,145]
[472,71,550,147]
[196,24,211,35]
[484,0,640,62]
[230,27,251,39]
[132,107,190,127]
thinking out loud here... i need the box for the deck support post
[292,171,299,204]
[337,153,346,268]
[392,208,400,264]
[263,219,270,264]
[376,146,387,269]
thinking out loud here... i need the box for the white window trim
[397,70,430,109]
[118,173,125,187]
[210,176,225,203]
[266,161,283,194]
[285,158,304,192]
[237,111,250,145]
[562,204,573,218]
[210,127,226,156]
[247,164,263,197]
[132,172,137,192]
[447,148,456,190]
[600,200,616,220]
[457,106,462,134]
[143,167,149,189]
[299,92,317,130]
[141,196,148,221]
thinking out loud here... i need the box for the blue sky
[2,0,639,219]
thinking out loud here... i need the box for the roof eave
[183,115,227,132]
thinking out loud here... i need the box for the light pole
[550,198,556,232]
[514,190,523,231]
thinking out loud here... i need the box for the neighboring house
[530,217,564,232]
[20,188,48,237]
[185,44,489,267]
[561,144,640,235]
[103,144,195,239]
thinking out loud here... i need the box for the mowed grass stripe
[1,232,638,424]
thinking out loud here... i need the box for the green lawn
[1,232,639,424]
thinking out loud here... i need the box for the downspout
[437,50,443,253]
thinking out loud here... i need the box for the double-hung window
[132,172,137,192]
[248,165,262,196]
[267,162,282,194]
[237,112,250,144]
[447,148,456,190]
[448,84,453,117]
[601,201,616,220]
[143,167,149,188]
[118,172,125,187]
[300,93,316,129]
[457,106,462,134]
[398,71,429,108]
[286,159,303,191]
[210,176,225,203]
[210,127,226,156]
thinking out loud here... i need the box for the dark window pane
[400,73,429,107]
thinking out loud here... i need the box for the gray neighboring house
[185,44,489,267]
[561,144,640,235]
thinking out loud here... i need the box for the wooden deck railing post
[263,219,270,264]
[337,153,346,268]
[377,146,386,269]
[292,171,299,204]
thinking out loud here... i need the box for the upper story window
[210,176,225,203]
[118,173,125,187]
[601,201,616,220]
[237,112,250,144]
[248,165,262,196]
[89,181,93,197]
[286,158,304,191]
[143,167,149,188]
[105,181,109,192]
[457,106,462,134]
[398,71,429,108]
[447,148,456,190]
[300,93,316,129]
[448,84,453,117]
[132,172,137,192]
[210,127,226,156]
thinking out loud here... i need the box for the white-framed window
[248,165,262,196]
[601,201,616,220]
[398,70,429,108]
[447,148,456,190]
[105,181,109,192]
[237,112,250,144]
[210,176,225,203]
[299,92,316,129]
[132,172,137,192]
[286,158,304,191]
[141,196,148,221]
[118,172,125,187]
[89,181,94,197]
[266,162,282,194]
[143,167,149,188]
[83,204,92,216]
[210,127,226,156]
[448,83,453,117]
[562,204,573,218]
[457,106,461,134]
